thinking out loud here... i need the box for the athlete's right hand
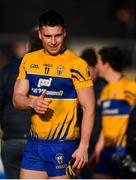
[31,91,52,114]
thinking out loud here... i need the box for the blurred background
[0,0,136,77]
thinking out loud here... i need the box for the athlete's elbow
[12,94,19,109]
[12,96,17,108]
[82,103,95,114]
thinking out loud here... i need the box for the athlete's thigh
[20,168,48,179]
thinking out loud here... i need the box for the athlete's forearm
[95,131,105,153]
[79,106,95,149]
[72,106,94,169]
[13,93,33,110]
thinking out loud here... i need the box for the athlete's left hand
[71,145,88,170]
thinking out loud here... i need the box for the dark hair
[38,10,65,29]
[98,46,124,71]
[81,48,97,67]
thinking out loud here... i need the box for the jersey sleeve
[124,81,136,106]
[71,59,93,89]
[17,54,28,80]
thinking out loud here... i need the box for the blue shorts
[95,147,125,177]
[21,137,79,177]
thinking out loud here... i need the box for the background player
[92,46,136,178]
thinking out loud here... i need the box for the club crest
[56,65,65,75]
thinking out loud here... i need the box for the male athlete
[91,47,136,178]
[13,10,95,179]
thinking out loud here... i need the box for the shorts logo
[55,153,64,164]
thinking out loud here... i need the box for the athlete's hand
[72,145,88,170]
[87,150,100,167]
[87,138,104,168]
[31,91,52,114]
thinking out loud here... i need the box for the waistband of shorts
[29,136,80,145]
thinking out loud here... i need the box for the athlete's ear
[63,30,66,38]
[38,30,42,40]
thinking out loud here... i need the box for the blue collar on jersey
[60,47,67,55]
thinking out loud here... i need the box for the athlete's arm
[13,79,51,114]
[88,131,104,166]
[72,86,95,169]
[94,130,105,157]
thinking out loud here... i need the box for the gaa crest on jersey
[30,64,39,68]
[56,65,65,75]
[43,64,53,74]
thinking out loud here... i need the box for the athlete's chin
[48,48,62,56]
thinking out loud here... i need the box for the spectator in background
[0,33,42,179]
[110,2,136,68]
[110,1,136,68]
[92,46,136,178]
[0,49,8,69]
[10,40,29,60]
[28,26,43,52]
[111,0,136,39]
[115,6,136,38]
[0,40,31,179]
[79,48,106,178]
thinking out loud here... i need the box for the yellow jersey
[100,76,136,147]
[17,49,93,140]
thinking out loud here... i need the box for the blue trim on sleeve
[70,69,86,81]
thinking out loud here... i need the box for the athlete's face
[96,55,108,78]
[39,25,66,56]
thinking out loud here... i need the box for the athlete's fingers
[36,100,52,113]
[39,90,46,99]
[36,110,47,114]
[72,158,80,169]
[40,100,51,106]
[36,106,48,113]
[40,101,52,109]
[77,160,83,169]
[36,106,48,112]
[35,102,47,109]
[81,161,86,168]
[72,151,76,159]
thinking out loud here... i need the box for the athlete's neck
[105,69,123,83]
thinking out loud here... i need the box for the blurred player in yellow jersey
[13,10,95,179]
[89,46,136,178]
